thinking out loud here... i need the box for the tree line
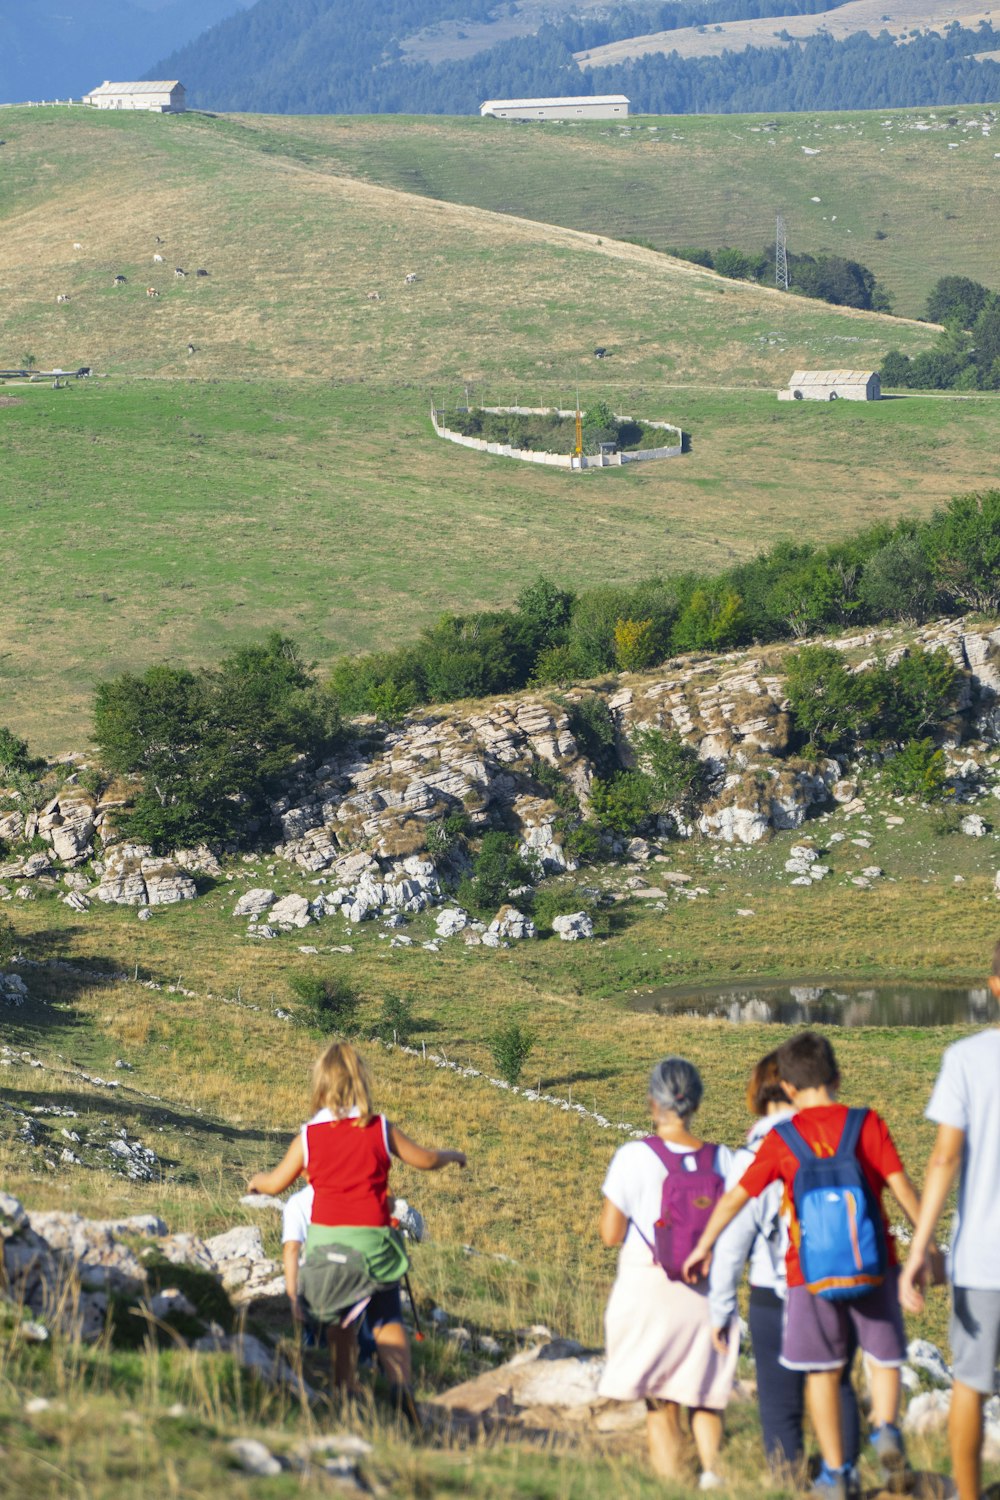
[883,276,1000,390]
[667,243,892,312]
[4,489,990,854]
[154,2,1000,117]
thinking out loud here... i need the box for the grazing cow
[72,241,82,250]
[187,343,196,355]
[367,290,381,302]
[153,253,164,264]
[174,267,187,278]
[196,268,209,277]
[404,273,418,284]
[56,294,70,304]
[146,286,160,298]
[154,235,164,244]
[593,347,607,358]
[113,275,126,286]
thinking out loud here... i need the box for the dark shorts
[365,1283,404,1331]
[781,1269,906,1372]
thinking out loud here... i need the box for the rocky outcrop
[5,617,1000,920]
[95,844,197,908]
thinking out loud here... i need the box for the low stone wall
[430,406,683,469]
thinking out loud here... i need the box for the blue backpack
[775,1108,888,1302]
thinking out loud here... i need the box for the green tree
[589,770,654,835]
[0,912,16,966]
[858,533,937,622]
[93,635,339,851]
[883,648,960,741]
[367,679,416,727]
[923,490,1000,613]
[631,727,708,819]
[784,646,882,752]
[926,276,991,329]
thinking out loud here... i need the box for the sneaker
[810,1464,851,1500]
[699,1472,725,1491]
[870,1423,913,1492]
[845,1465,862,1500]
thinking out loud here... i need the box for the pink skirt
[598,1242,739,1408]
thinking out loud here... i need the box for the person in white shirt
[899,942,1000,1500]
[598,1056,738,1490]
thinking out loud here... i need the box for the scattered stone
[233,888,276,918]
[268,893,312,929]
[488,905,535,941]
[0,973,29,1006]
[960,814,987,837]
[435,907,469,939]
[228,1438,283,1477]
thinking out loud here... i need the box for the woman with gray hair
[598,1056,738,1489]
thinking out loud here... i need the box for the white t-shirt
[926,1029,1000,1289]
[282,1185,313,1246]
[602,1138,734,1251]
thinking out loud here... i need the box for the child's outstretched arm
[248,1134,305,1196]
[886,1167,922,1229]
[899,1124,964,1314]
[682,1184,751,1283]
[388,1124,466,1171]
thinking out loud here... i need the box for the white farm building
[83,81,186,112]
[779,370,881,402]
[480,94,629,121]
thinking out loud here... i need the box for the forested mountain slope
[149,0,1000,114]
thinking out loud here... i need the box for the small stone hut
[779,370,881,402]
[83,81,186,113]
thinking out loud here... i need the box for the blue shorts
[365,1283,403,1331]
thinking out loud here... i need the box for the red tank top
[302,1112,392,1227]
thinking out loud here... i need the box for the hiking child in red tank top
[248,1041,466,1401]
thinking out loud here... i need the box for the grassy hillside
[2,108,998,751]
[240,105,1000,321]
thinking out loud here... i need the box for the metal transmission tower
[775,213,789,291]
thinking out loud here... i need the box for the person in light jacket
[708,1052,860,1481]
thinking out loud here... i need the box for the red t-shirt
[738,1105,904,1288]
[303,1112,392,1227]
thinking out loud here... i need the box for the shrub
[631,727,708,817]
[459,831,536,914]
[532,760,578,813]
[367,679,416,726]
[532,886,596,934]
[882,739,948,800]
[857,533,937,623]
[0,912,16,966]
[287,972,360,1033]
[487,1021,537,1087]
[589,771,654,836]
[369,994,415,1045]
[784,646,882,752]
[883,648,960,741]
[0,727,39,778]
[424,812,471,857]
[614,618,659,672]
[566,695,618,776]
[560,818,602,863]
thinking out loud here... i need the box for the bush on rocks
[458,832,537,916]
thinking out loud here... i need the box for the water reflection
[628,980,993,1028]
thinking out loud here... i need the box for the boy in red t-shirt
[683,1032,924,1500]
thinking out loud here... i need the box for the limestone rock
[435,907,468,938]
[960,814,987,837]
[0,972,28,1005]
[489,905,535,941]
[551,911,594,941]
[269,893,312,929]
[228,1438,283,1477]
[142,860,197,906]
[233,888,276,918]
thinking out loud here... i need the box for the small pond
[626,979,994,1028]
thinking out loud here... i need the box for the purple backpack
[642,1138,724,1280]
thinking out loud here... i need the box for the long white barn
[480,94,629,121]
[779,370,881,402]
[83,81,186,113]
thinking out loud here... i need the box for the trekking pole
[403,1272,425,1342]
